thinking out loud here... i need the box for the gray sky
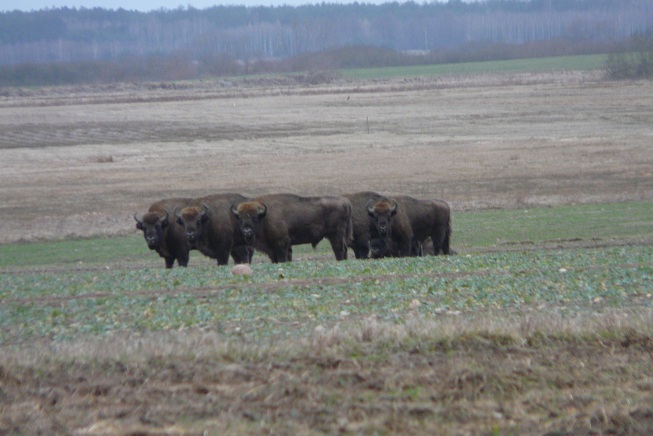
[1,0,404,12]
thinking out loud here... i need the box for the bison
[367,196,452,258]
[365,196,414,257]
[174,193,253,266]
[134,197,193,268]
[230,193,352,263]
[342,191,384,259]
[394,195,452,255]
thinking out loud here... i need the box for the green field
[341,54,608,80]
[1,201,651,344]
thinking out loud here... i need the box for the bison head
[134,209,170,250]
[230,201,267,243]
[366,198,398,237]
[174,203,209,247]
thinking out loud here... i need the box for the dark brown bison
[134,197,193,268]
[342,191,384,259]
[368,196,452,258]
[365,196,414,257]
[230,193,352,263]
[174,193,253,266]
[395,195,452,255]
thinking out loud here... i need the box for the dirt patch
[1,71,652,244]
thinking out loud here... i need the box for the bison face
[134,210,169,250]
[367,198,398,237]
[231,202,267,244]
[174,204,209,248]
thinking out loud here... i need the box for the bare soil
[2,71,653,434]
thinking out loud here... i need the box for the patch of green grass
[453,201,653,249]
[0,235,146,268]
[341,54,608,80]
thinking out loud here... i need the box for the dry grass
[2,310,653,434]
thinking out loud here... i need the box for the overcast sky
[1,0,410,12]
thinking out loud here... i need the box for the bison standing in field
[395,195,452,255]
[134,197,193,268]
[174,193,253,266]
[365,196,414,257]
[230,193,353,263]
[367,196,452,258]
[342,191,384,259]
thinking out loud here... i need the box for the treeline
[0,39,617,87]
[0,0,651,86]
[1,0,651,65]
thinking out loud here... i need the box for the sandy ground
[0,70,652,244]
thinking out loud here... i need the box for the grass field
[341,54,608,79]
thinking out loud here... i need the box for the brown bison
[369,196,452,258]
[134,197,193,268]
[174,193,253,266]
[365,196,414,257]
[342,191,384,259]
[230,193,352,263]
[395,195,451,255]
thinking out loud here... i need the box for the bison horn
[257,202,268,218]
[133,212,142,225]
[200,203,210,216]
[230,203,240,219]
[388,199,398,213]
[174,206,183,220]
[366,199,377,215]
[160,209,169,224]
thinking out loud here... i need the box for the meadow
[1,55,653,433]
[341,53,609,79]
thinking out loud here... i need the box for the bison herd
[133,191,452,268]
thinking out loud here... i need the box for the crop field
[1,58,653,433]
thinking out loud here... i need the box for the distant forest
[0,0,652,85]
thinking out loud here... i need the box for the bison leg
[231,245,252,264]
[441,230,451,255]
[215,251,231,266]
[270,244,290,263]
[349,240,370,259]
[177,252,190,267]
[328,237,348,261]
[164,257,175,269]
[430,228,451,255]
[396,239,412,257]
[411,239,423,256]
